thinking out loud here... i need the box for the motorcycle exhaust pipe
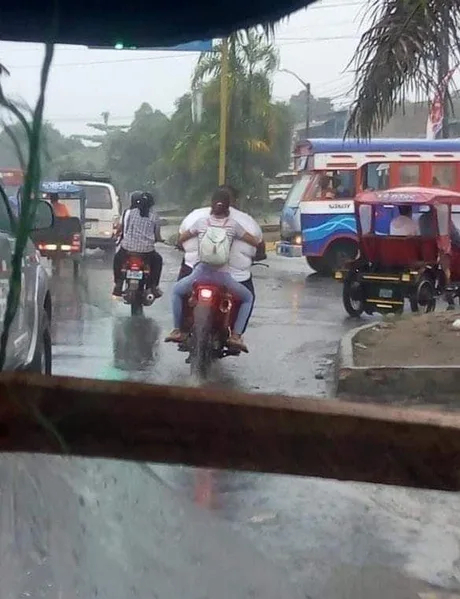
[144,291,155,305]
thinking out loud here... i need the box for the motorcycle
[178,282,241,378]
[121,253,156,316]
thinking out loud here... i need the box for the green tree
[105,103,169,192]
[0,121,96,177]
[346,0,460,138]
[162,28,291,210]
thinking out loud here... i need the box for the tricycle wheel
[324,240,358,274]
[343,277,364,317]
[410,278,436,313]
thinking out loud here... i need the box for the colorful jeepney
[277,138,460,274]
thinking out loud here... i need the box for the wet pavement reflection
[2,248,459,598]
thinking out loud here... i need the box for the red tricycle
[335,186,460,316]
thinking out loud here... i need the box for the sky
[0,0,370,136]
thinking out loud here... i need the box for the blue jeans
[172,263,253,335]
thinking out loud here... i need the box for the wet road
[3,247,460,598]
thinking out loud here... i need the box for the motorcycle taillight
[198,288,213,300]
[128,260,142,270]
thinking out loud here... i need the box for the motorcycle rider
[177,184,263,333]
[112,190,163,298]
[165,187,260,352]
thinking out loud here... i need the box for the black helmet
[130,190,155,208]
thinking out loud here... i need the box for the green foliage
[347,0,460,139]
[0,28,295,211]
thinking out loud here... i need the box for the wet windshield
[0,3,457,599]
[285,174,311,208]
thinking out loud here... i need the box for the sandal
[165,329,185,343]
[228,333,248,353]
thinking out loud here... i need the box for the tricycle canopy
[39,181,86,221]
[355,186,460,207]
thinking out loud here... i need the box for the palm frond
[346,0,460,139]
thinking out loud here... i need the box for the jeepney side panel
[300,199,357,257]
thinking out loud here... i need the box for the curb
[336,321,460,400]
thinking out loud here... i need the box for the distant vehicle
[268,172,297,209]
[277,138,460,274]
[0,184,54,373]
[32,182,86,277]
[58,171,122,254]
[0,168,24,199]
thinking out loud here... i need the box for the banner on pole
[426,64,458,139]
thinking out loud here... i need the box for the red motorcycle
[179,282,241,378]
[121,253,155,316]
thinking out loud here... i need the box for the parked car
[0,189,54,373]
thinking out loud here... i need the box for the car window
[82,185,113,209]
[432,164,456,188]
[363,163,390,190]
[399,164,420,186]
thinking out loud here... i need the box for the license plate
[126,270,143,280]
[379,288,393,299]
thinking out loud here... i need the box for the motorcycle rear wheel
[190,305,213,379]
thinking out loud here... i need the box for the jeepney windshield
[285,173,312,208]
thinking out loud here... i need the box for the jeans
[114,247,163,287]
[177,260,255,333]
[172,263,253,335]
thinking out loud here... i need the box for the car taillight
[198,288,213,300]
[71,233,81,251]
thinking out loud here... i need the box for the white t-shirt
[179,207,262,281]
[389,215,419,236]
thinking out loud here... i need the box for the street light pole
[279,68,310,137]
[219,37,229,185]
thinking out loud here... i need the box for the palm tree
[189,29,280,202]
[346,0,460,139]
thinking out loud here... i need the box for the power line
[6,34,360,70]
[7,52,195,70]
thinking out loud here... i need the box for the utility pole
[439,5,450,138]
[279,69,311,138]
[305,82,311,138]
[218,37,229,185]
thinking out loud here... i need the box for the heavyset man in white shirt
[389,205,419,236]
[177,185,263,333]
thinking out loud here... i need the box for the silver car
[0,195,54,373]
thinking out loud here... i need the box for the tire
[306,256,325,273]
[27,312,52,374]
[409,278,436,313]
[343,277,364,317]
[190,305,213,379]
[324,240,358,274]
[73,260,80,277]
[131,299,143,316]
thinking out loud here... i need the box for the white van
[59,173,122,253]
